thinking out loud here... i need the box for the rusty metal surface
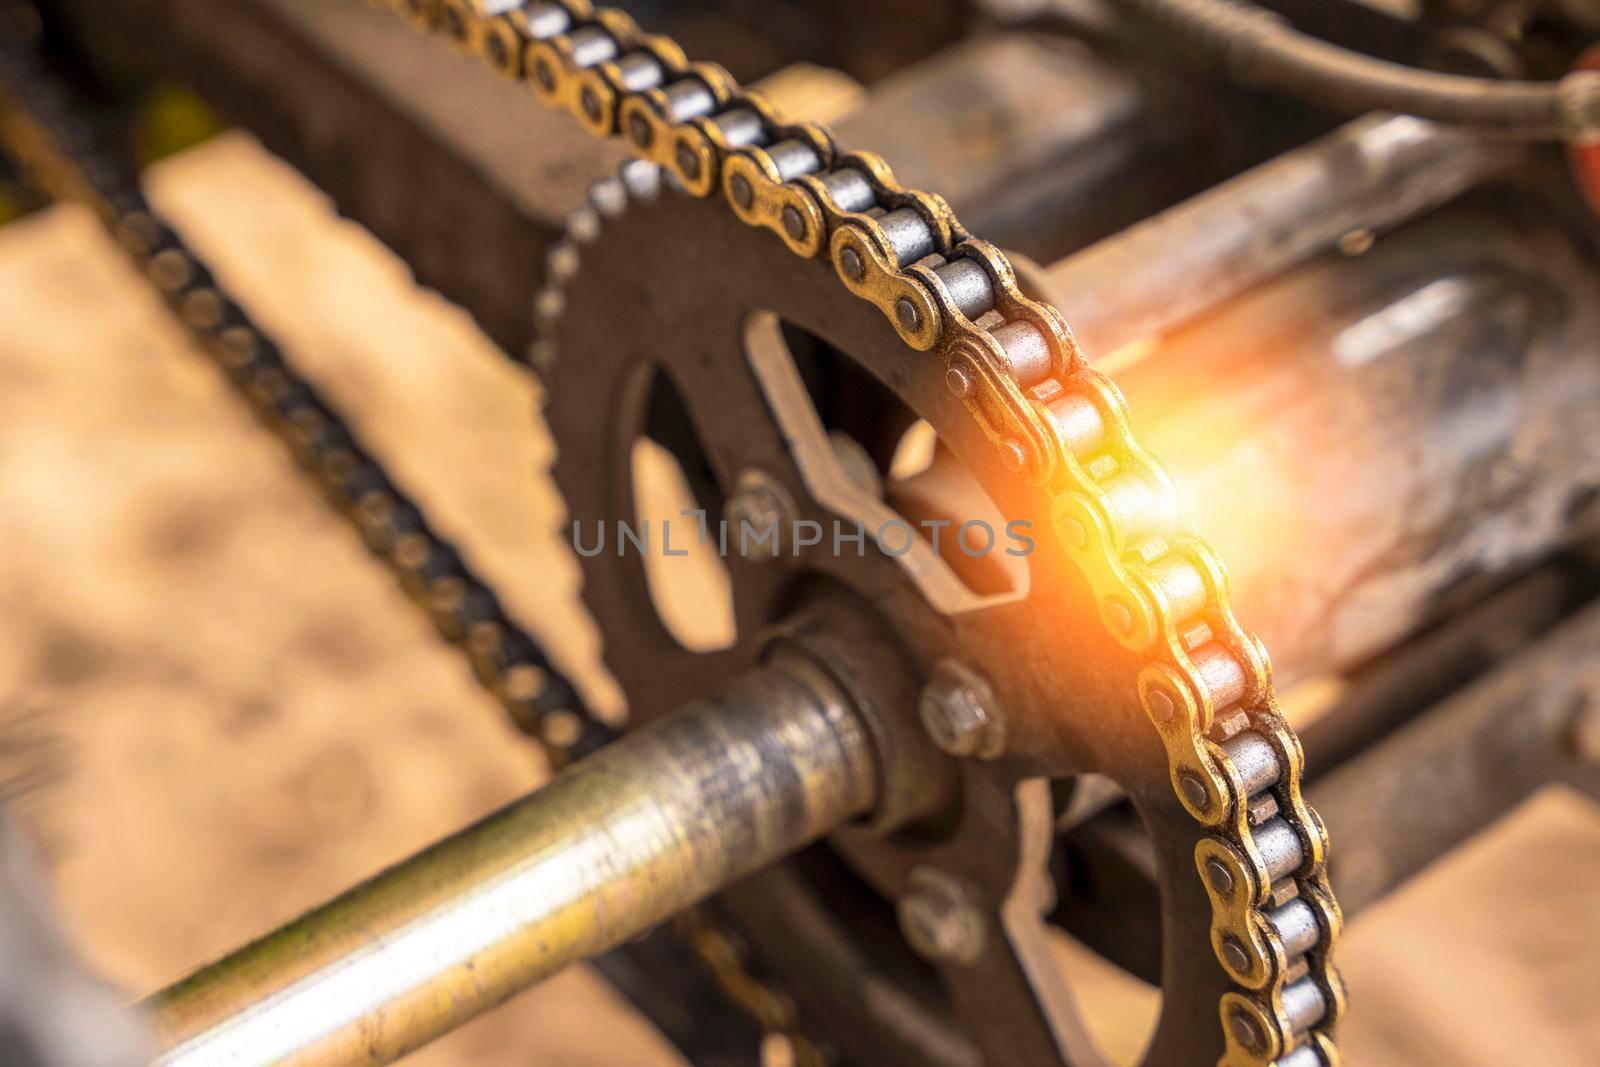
[1114,202,1600,685]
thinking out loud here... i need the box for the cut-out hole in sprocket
[743,311,1029,610]
[630,369,736,654]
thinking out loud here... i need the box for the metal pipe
[1111,204,1600,684]
[1040,112,1512,356]
[143,658,878,1067]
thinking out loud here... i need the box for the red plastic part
[1572,46,1600,220]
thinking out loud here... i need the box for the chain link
[388,2,1348,1064]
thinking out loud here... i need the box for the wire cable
[1112,0,1600,139]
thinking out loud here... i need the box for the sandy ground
[1,134,1597,1065]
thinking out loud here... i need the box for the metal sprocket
[542,165,1258,1067]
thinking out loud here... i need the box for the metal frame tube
[1041,112,1513,356]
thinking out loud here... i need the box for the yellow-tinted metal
[145,660,877,1067]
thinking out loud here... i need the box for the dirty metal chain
[0,29,837,1067]
[394,2,1350,1064]
[0,36,608,761]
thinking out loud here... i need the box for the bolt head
[730,173,754,210]
[838,246,865,282]
[920,660,1004,759]
[726,493,781,534]
[945,365,973,399]
[781,205,806,242]
[723,470,794,561]
[534,59,556,92]
[898,870,985,965]
[580,87,602,123]
[920,689,989,758]
[1179,772,1210,812]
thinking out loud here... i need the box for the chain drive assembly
[0,1,1348,1063]
[418,2,1348,1063]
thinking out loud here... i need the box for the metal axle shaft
[144,658,878,1067]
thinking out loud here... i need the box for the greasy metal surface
[34,2,1587,1062]
[1299,560,1596,776]
[819,32,1225,261]
[148,661,878,1067]
[1113,204,1600,685]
